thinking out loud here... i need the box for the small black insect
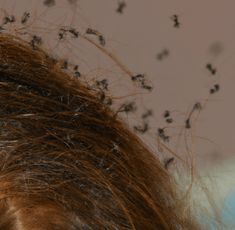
[184,102,202,129]
[30,35,42,49]
[73,65,81,76]
[214,84,220,91]
[185,118,191,129]
[3,15,15,25]
[193,102,202,111]
[210,84,220,94]
[142,85,153,91]
[86,28,99,35]
[157,49,169,61]
[104,97,113,106]
[116,1,126,14]
[121,102,136,113]
[96,79,108,91]
[58,28,66,40]
[164,157,174,170]
[115,102,137,117]
[131,73,151,92]
[171,14,180,28]
[166,118,173,124]
[141,81,153,91]
[163,110,173,123]
[86,28,105,46]
[21,12,30,24]
[97,90,112,106]
[58,27,79,40]
[134,122,149,134]
[158,128,170,142]
[210,88,215,94]
[98,35,106,46]
[43,0,56,7]
[74,71,81,77]
[61,60,68,69]
[132,75,152,91]
[74,65,79,71]
[68,28,79,38]
[158,128,164,135]
[142,109,153,119]
[206,63,216,75]
[131,74,145,82]
[164,110,170,118]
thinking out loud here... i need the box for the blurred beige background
[79,0,235,171]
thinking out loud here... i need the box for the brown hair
[0,33,203,229]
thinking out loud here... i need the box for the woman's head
[0,33,205,229]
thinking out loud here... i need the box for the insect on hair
[0,1,225,229]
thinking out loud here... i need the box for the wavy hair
[0,33,204,229]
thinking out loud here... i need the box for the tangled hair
[0,33,203,229]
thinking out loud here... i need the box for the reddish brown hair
[0,33,203,229]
